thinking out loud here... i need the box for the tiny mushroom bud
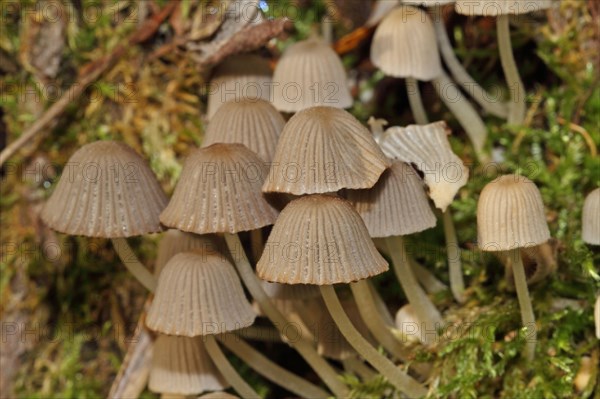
[582,188,600,245]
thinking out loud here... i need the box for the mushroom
[202,98,285,163]
[395,304,423,344]
[595,296,600,340]
[257,194,427,397]
[346,161,443,345]
[455,0,555,125]
[262,106,391,195]
[477,174,551,360]
[371,5,488,160]
[582,188,599,245]
[272,37,353,113]
[160,143,347,397]
[206,54,272,120]
[149,334,228,396]
[405,0,509,118]
[198,392,239,399]
[378,121,469,303]
[41,140,168,292]
[145,251,259,398]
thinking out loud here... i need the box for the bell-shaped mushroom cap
[582,188,600,245]
[146,252,256,336]
[257,195,388,285]
[203,99,285,162]
[207,54,272,119]
[371,6,442,81]
[160,143,279,234]
[149,334,228,395]
[41,141,167,238]
[263,106,391,195]
[346,161,437,237]
[155,230,227,277]
[378,121,469,211]
[272,38,352,113]
[455,0,555,16]
[477,174,550,251]
[261,280,320,300]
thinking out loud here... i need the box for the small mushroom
[257,194,426,397]
[477,174,551,360]
[262,106,391,195]
[582,188,599,245]
[207,54,272,120]
[455,0,555,125]
[346,161,443,344]
[202,99,285,162]
[149,334,228,396]
[41,140,168,292]
[272,37,352,113]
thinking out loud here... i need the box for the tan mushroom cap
[41,141,167,238]
[146,252,256,336]
[395,304,423,343]
[149,334,228,395]
[160,143,279,234]
[257,195,389,285]
[207,54,272,119]
[477,174,550,251]
[272,37,352,113]
[455,0,555,16]
[155,230,228,277]
[371,6,442,81]
[263,106,391,195]
[346,161,437,237]
[379,121,470,211]
[203,99,285,162]
[582,188,600,245]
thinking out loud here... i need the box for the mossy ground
[1,0,598,398]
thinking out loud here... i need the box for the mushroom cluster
[38,1,597,398]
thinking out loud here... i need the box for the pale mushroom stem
[319,285,428,398]
[111,238,156,292]
[218,335,330,399]
[223,233,350,398]
[410,257,448,294]
[443,209,466,303]
[507,248,537,361]
[203,335,261,399]
[497,15,526,125]
[350,281,432,379]
[368,279,395,326]
[432,6,508,119]
[405,77,429,125]
[432,72,488,162]
[386,236,443,345]
[342,357,377,381]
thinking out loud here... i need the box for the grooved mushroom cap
[272,38,352,113]
[41,141,168,237]
[257,195,389,285]
[203,99,285,162]
[371,6,442,81]
[207,54,272,119]
[160,143,279,234]
[379,121,469,211]
[346,161,437,237]
[582,188,600,245]
[149,334,228,395]
[155,230,227,277]
[455,0,555,16]
[477,174,550,251]
[146,252,256,336]
[263,106,391,195]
